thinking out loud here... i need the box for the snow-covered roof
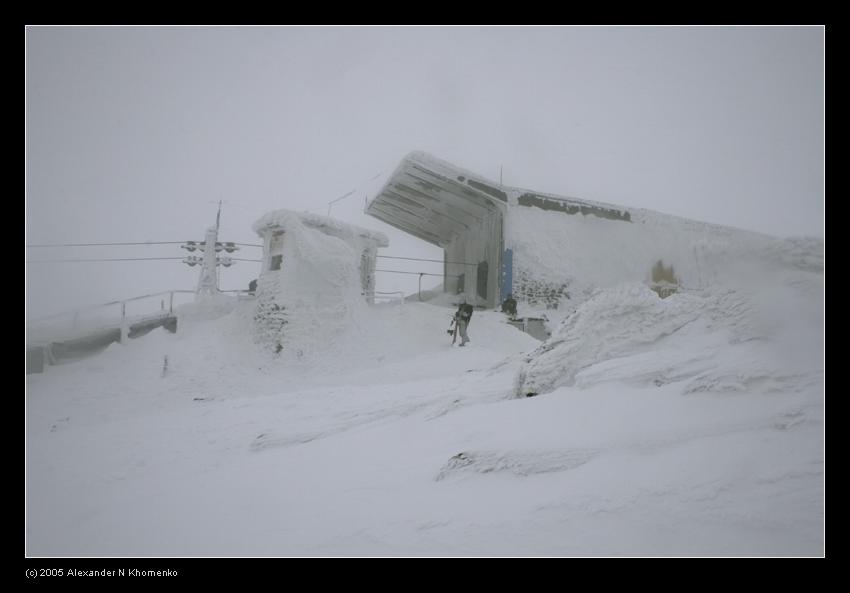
[368,151,779,241]
[253,209,389,248]
[365,151,506,247]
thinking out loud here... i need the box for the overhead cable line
[25,241,188,247]
[375,269,458,278]
[26,241,263,248]
[26,257,187,263]
[26,256,263,264]
[376,255,477,266]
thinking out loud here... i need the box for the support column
[196,227,220,299]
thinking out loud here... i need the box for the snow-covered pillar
[196,227,220,299]
[261,231,274,273]
[500,247,513,303]
[360,247,377,304]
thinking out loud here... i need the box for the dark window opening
[467,179,507,202]
[270,255,283,271]
[477,261,489,300]
[517,193,631,222]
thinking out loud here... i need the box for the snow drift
[515,236,824,398]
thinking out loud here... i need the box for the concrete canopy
[367,152,507,247]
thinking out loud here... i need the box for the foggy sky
[25,26,824,319]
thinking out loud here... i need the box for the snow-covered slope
[25,236,823,556]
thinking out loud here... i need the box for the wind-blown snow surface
[26,241,823,556]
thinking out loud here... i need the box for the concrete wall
[26,316,178,374]
[444,211,503,307]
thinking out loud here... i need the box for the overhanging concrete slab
[367,152,505,247]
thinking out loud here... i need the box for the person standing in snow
[455,298,474,346]
[501,294,517,319]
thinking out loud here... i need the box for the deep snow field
[26,253,823,556]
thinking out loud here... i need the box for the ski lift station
[366,151,774,309]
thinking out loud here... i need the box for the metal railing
[219,289,257,300]
[26,290,197,344]
[363,291,405,305]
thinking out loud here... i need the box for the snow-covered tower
[195,226,221,298]
[251,210,388,355]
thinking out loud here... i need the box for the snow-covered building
[254,210,389,301]
[251,210,388,354]
[366,151,777,309]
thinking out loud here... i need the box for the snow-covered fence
[26,290,196,344]
[364,291,405,305]
[220,289,256,301]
